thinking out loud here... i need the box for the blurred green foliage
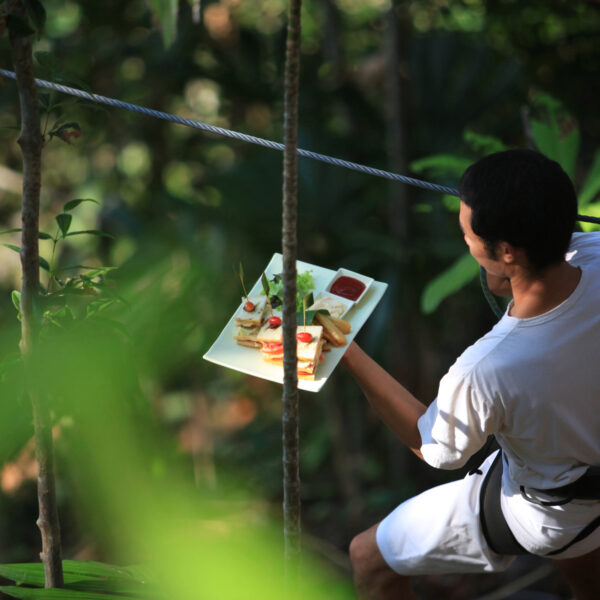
[0,1,599,597]
[415,94,600,313]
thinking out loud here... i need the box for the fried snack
[329,316,351,334]
[314,313,347,347]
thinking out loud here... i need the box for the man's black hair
[459,149,577,272]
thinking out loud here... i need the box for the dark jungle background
[0,1,599,598]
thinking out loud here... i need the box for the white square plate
[203,253,388,392]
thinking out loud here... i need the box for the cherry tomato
[296,332,313,343]
[269,316,282,328]
[244,301,255,312]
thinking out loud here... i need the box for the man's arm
[341,341,427,459]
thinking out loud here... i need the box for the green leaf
[11,290,21,312]
[148,0,179,47]
[260,272,269,297]
[63,198,100,212]
[1,244,49,271]
[579,201,600,233]
[34,51,57,71]
[0,587,130,600]
[463,130,508,155]
[55,213,72,238]
[0,560,147,588]
[421,253,480,314]
[296,309,329,326]
[409,154,472,179]
[66,230,115,239]
[578,150,600,208]
[237,262,249,298]
[0,230,51,240]
[531,118,580,180]
[54,266,117,277]
[24,0,46,32]
[442,194,461,212]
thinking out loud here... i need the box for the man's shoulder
[567,231,600,266]
[448,320,517,385]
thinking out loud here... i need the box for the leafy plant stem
[46,227,61,293]
[8,0,64,587]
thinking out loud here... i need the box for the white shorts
[376,452,515,575]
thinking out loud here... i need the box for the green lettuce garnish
[263,270,314,312]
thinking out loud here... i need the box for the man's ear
[499,242,523,265]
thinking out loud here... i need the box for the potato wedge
[314,313,347,346]
[330,316,351,334]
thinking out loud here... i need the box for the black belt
[526,465,600,503]
[479,452,600,557]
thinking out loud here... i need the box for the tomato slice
[296,332,313,343]
[262,343,284,354]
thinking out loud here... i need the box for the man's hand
[342,341,426,459]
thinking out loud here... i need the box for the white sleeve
[417,368,501,469]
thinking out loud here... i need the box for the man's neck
[508,261,582,319]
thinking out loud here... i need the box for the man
[342,149,600,599]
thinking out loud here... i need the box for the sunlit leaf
[579,201,600,233]
[148,0,179,47]
[578,150,600,208]
[531,119,580,180]
[66,230,115,239]
[0,586,130,600]
[421,252,479,314]
[11,290,21,312]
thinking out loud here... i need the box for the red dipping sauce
[329,275,365,301]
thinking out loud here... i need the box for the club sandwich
[233,295,268,347]
[257,324,325,380]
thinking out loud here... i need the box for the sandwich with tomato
[233,296,268,348]
[257,323,325,380]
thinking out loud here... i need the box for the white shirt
[417,231,600,555]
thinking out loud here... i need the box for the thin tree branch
[9,2,64,588]
[281,0,302,593]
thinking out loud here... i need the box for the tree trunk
[9,7,64,588]
[281,0,302,593]
[383,0,416,481]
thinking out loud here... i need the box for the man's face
[459,201,504,275]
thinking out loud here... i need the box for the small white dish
[325,268,374,306]
[309,291,353,318]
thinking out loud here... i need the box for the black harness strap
[479,452,528,555]
[479,451,600,557]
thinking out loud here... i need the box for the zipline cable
[1,68,598,224]
[0,68,470,197]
